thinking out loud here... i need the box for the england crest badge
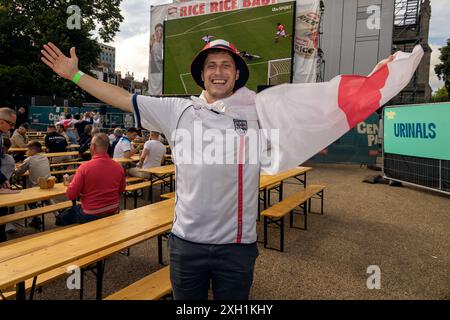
[233,119,248,136]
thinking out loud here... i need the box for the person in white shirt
[108,127,123,145]
[128,131,165,179]
[112,127,138,159]
[41,39,402,300]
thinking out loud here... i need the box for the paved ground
[4,163,450,300]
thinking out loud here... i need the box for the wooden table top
[9,146,47,153]
[0,183,67,207]
[42,151,80,158]
[0,199,174,290]
[113,155,140,163]
[139,164,175,175]
[259,167,312,189]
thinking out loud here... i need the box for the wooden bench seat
[50,168,77,176]
[0,201,75,232]
[160,192,175,200]
[104,266,171,300]
[124,179,170,208]
[49,161,82,168]
[125,176,146,184]
[260,184,325,252]
[0,223,172,300]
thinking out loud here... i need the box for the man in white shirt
[129,131,166,179]
[112,127,138,159]
[41,39,410,300]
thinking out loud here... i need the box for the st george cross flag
[256,45,424,174]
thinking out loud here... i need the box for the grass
[163,1,295,94]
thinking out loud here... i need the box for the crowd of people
[0,107,168,241]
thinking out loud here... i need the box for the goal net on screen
[267,58,292,85]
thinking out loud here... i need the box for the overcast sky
[109,0,449,92]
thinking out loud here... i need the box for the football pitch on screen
[163,2,294,95]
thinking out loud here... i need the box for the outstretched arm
[41,42,132,113]
[256,46,424,174]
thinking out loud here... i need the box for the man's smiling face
[202,50,240,104]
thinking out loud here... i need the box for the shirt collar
[92,152,109,160]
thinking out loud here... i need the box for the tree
[432,86,449,103]
[434,39,450,100]
[0,0,123,104]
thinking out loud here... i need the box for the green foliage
[0,0,123,102]
[432,86,449,102]
[434,39,450,100]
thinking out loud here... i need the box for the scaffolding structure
[391,0,431,105]
[316,0,325,83]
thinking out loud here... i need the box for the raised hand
[41,42,79,80]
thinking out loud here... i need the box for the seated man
[14,140,52,229]
[11,123,30,161]
[129,131,166,179]
[15,141,51,188]
[113,127,138,159]
[108,127,123,157]
[45,124,68,153]
[11,123,29,148]
[56,133,126,226]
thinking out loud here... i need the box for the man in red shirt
[56,133,126,226]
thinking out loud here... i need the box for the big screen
[163,1,296,94]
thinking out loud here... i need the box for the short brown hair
[91,133,109,151]
[27,140,43,152]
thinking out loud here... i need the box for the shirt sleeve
[66,166,84,200]
[123,140,131,152]
[131,94,190,139]
[15,158,30,176]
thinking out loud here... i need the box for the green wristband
[71,71,85,85]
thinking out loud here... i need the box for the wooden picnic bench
[0,201,75,232]
[260,184,325,252]
[104,265,171,300]
[160,192,175,200]
[124,178,170,209]
[0,222,172,300]
[0,199,174,300]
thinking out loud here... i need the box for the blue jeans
[168,233,259,300]
[55,205,112,226]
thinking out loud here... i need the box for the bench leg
[29,276,38,300]
[304,202,308,231]
[95,260,105,300]
[79,268,85,300]
[158,235,163,265]
[134,190,138,209]
[279,182,283,201]
[150,185,153,203]
[16,281,26,300]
